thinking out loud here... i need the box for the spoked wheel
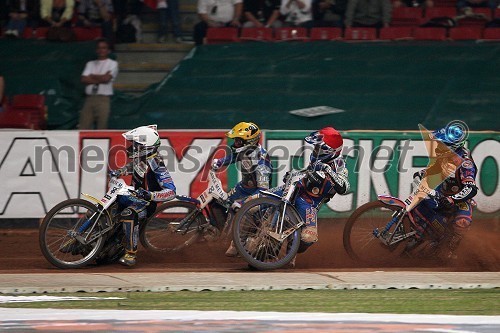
[140,201,206,253]
[39,199,109,269]
[232,197,301,271]
[343,200,411,265]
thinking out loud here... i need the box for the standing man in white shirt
[194,0,243,45]
[78,38,119,129]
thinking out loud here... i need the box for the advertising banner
[0,130,498,219]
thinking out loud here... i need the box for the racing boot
[119,251,137,267]
[225,241,238,257]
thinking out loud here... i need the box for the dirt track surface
[1,218,499,274]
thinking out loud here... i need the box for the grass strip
[1,289,499,315]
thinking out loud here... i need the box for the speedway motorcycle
[231,170,308,271]
[343,176,458,265]
[39,176,142,269]
[139,169,234,253]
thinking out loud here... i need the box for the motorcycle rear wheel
[140,201,206,252]
[343,200,411,265]
[39,199,108,269]
[232,197,301,271]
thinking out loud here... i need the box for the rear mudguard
[377,195,416,224]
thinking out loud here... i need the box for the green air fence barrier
[1,40,499,131]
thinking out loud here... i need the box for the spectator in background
[157,0,191,43]
[5,0,40,38]
[78,38,118,129]
[312,0,347,27]
[77,0,114,45]
[242,0,282,28]
[457,0,496,14]
[40,0,74,28]
[392,0,434,8]
[280,0,314,28]
[194,0,243,45]
[344,0,391,28]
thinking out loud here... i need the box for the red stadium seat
[413,27,447,40]
[482,28,500,40]
[391,7,423,27]
[206,27,240,44]
[379,27,413,40]
[22,27,49,39]
[448,27,483,40]
[456,8,492,27]
[73,27,102,41]
[344,27,377,40]
[240,27,274,41]
[309,27,342,41]
[424,7,457,20]
[11,94,45,110]
[274,27,308,41]
[8,94,47,130]
[495,8,500,18]
[0,110,34,130]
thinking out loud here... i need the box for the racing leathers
[271,158,350,252]
[213,144,273,202]
[112,155,176,255]
[412,147,477,257]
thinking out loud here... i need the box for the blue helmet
[430,121,468,152]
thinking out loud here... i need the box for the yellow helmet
[226,122,261,151]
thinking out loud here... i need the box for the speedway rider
[211,122,273,257]
[279,127,350,260]
[109,125,176,266]
[411,122,477,259]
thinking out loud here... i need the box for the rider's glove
[437,196,454,210]
[282,171,290,183]
[108,169,122,178]
[136,188,152,201]
[413,170,425,181]
[211,158,223,171]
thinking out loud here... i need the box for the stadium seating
[240,27,274,42]
[344,27,377,40]
[379,27,413,40]
[413,27,447,40]
[457,8,492,27]
[274,27,308,41]
[0,110,34,130]
[424,7,458,20]
[73,27,102,41]
[309,27,343,41]
[391,7,424,27]
[483,28,500,40]
[22,27,49,39]
[206,28,240,44]
[2,94,48,130]
[448,27,483,40]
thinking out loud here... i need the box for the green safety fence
[1,40,499,131]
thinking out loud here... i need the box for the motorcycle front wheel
[343,200,411,265]
[39,199,109,269]
[140,201,206,253]
[232,197,301,271]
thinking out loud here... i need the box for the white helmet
[122,125,161,159]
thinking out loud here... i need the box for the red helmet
[305,127,343,164]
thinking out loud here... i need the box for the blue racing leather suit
[114,155,176,253]
[412,147,477,253]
